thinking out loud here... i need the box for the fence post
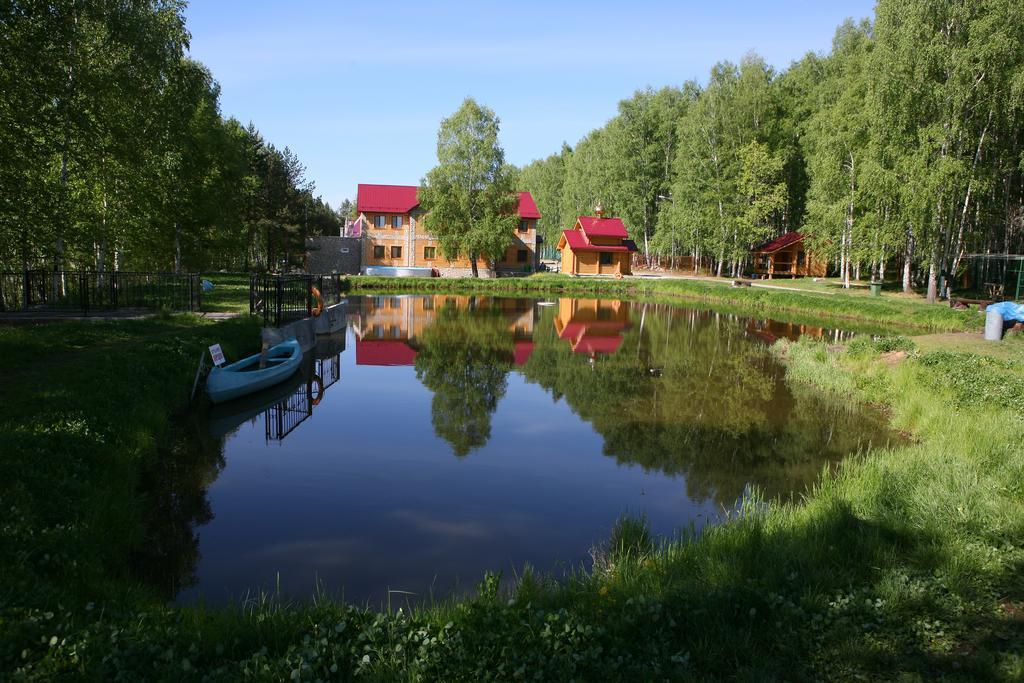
[80,272,88,316]
[275,277,283,327]
[22,270,29,310]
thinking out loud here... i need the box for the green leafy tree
[419,98,519,277]
[414,301,514,456]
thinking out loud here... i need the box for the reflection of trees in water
[130,412,226,600]
[414,301,514,457]
[521,303,895,506]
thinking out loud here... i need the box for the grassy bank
[3,309,1022,680]
[344,273,979,334]
[0,316,260,615]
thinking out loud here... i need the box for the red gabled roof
[558,230,632,252]
[357,184,420,214]
[574,335,623,355]
[355,339,417,366]
[754,231,805,253]
[513,340,534,366]
[577,216,628,239]
[518,192,541,219]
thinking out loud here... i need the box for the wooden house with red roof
[353,294,536,367]
[751,231,826,278]
[553,298,630,357]
[556,207,638,276]
[356,184,541,276]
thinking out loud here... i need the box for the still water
[146,295,899,607]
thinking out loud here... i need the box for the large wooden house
[556,208,638,276]
[356,184,541,277]
[751,232,826,278]
[353,294,535,366]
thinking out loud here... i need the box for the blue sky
[184,1,875,209]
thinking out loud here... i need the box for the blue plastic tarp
[201,279,214,293]
[986,301,1024,322]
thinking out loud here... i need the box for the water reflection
[140,295,896,607]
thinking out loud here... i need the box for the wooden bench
[950,297,994,311]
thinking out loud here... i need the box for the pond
[136,295,901,607]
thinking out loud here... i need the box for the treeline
[520,0,1024,299]
[0,1,339,275]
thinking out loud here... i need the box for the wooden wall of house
[560,247,631,275]
[752,242,826,278]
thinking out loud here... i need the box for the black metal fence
[249,273,346,326]
[959,255,1024,301]
[0,270,202,315]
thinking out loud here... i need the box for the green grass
[199,273,252,314]
[2,301,1023,680]
[344,273,979,333]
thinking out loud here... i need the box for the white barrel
[984,309,1004,341]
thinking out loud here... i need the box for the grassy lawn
[2,297,1022,680]
[199,273,253,314]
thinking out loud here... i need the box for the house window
[797,251,806,266]
[518,219,529,232]
[390,246,402,259]
[373,245,385,259]
[423,246,436,259]
[373,324,384,337]
[600,252,614,265]
[374,215,386,228]
[389,325,400,338]
[392,215,402,228]
[517,249,528,263]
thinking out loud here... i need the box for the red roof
[356,339,417,366]
[574,335,623,355]
[754,231,805,253]
[513,340,534,366]
[518,192,541,219]
[559,230,632,252]
[577,216,628,238]
[357,184,420,214]
[558,320,628,340]
[357,184,540,219]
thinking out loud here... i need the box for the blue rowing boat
[206,338,302,404]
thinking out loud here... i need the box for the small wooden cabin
[751,232,826,279]
[557,208,638,276]
[553,298,630,356]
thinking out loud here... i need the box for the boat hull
[206,338,302,404]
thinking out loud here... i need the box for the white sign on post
[209,343,226,367]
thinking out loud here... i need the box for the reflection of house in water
[744,319,853,345]
[554,298,630,356]
[207,333,345,444]
[353,295,536,367]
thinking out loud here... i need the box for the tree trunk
[470,254,479,278]
[926,243,939,304]
[903,227,914,294]
[174,222,182,274]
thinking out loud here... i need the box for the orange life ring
[310,374,324,405]
[310,286,324,317]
